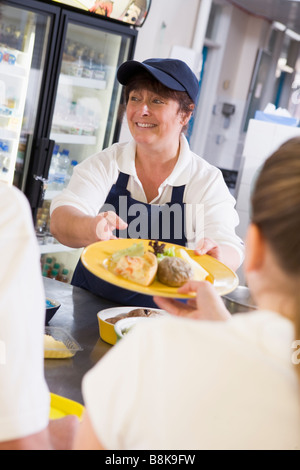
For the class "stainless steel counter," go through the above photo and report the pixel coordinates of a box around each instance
[43,277,118,405]
[44,277,254,406]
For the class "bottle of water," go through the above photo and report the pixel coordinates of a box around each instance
[54,149,70,190]
[64,158,78,187]
[83,50,95,79]
[69,159,78,175]
[59,149,70,172]
[48,145,60,190]
[0,142,10,174]
[0,142,5,171]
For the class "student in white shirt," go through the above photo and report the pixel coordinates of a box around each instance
[0,183,78,450]
[73,137,300,450]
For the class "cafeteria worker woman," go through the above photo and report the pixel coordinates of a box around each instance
[50,58,244,306]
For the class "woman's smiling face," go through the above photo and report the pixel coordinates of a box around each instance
[126,89,188,150]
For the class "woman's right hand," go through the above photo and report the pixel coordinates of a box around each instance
[154,280,231,322]
[95,211,128,241]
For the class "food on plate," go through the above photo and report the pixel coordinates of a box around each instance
[44,334,74,359]
[106,308,162,324]
[149,241,210,282]
[176,248,210,281]
[107,240,211,288]
[149,240,176,260]
[108,244,158,286]
[157,256,193,287]
[149,240,166,255]
[110,242,145,263]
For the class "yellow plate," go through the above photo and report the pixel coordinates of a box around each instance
[97,306,168,345]
[50,393,84,421]
[81,239,239,298]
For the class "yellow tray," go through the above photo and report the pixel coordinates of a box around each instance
[50,393,84,421]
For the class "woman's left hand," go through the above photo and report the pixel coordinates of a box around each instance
[194,237,242,272]
[194,237,221,260]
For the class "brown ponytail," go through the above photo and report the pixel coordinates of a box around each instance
[251,137,300,378]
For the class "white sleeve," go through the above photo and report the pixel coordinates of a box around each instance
[82,323,147,450]
[50,152,117,217]
[187,167,244,262]
[0,184,50,442]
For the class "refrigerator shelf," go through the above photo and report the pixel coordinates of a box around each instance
[0,62,26,78]
[50,133,96,145]
[39,242,78,255]
[0,128,18,140]
[0,172,10,184]
[59,73,107,90]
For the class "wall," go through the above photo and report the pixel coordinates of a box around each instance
[118,0,201,142]
[133,0,200,61]
[195,7,269,171]
[235,119,300,285]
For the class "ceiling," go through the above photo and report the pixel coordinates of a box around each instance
[226,0,300,34]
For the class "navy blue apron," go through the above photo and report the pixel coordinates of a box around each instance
[72,172,187,307]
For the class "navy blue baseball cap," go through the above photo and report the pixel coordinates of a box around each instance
[117,58,199,104]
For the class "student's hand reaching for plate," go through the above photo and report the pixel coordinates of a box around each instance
[154,280,231,321]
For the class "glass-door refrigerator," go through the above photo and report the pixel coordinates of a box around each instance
[1,0,138,278]
[0,0,59,189]
[36,10,137,253]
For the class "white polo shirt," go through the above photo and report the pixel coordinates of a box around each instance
[0,183,50,442]
[50,135,244,261]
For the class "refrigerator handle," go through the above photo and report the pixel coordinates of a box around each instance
[26,137,55,220]
[43,138,55,179]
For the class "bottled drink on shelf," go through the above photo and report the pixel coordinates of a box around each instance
[54,149,70,190]
[61,101,82,136]
[83,50,95,79]
[41,256,63,280]
[52,263,61,279]
[58,149,70,172]
[71,48,84,77]
[68,159,78,178]
[49,269,59,280]
[42,264,51,278]
[0,141,10,174]
[35,201,51,244]
[48,145,60,190]
[45,257,54,275]
[58,268,70,283]
[64,159,77,187]
[93,53,106,80]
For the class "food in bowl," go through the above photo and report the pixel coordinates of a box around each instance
[97,306,168,345]
[106,307,162,324]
